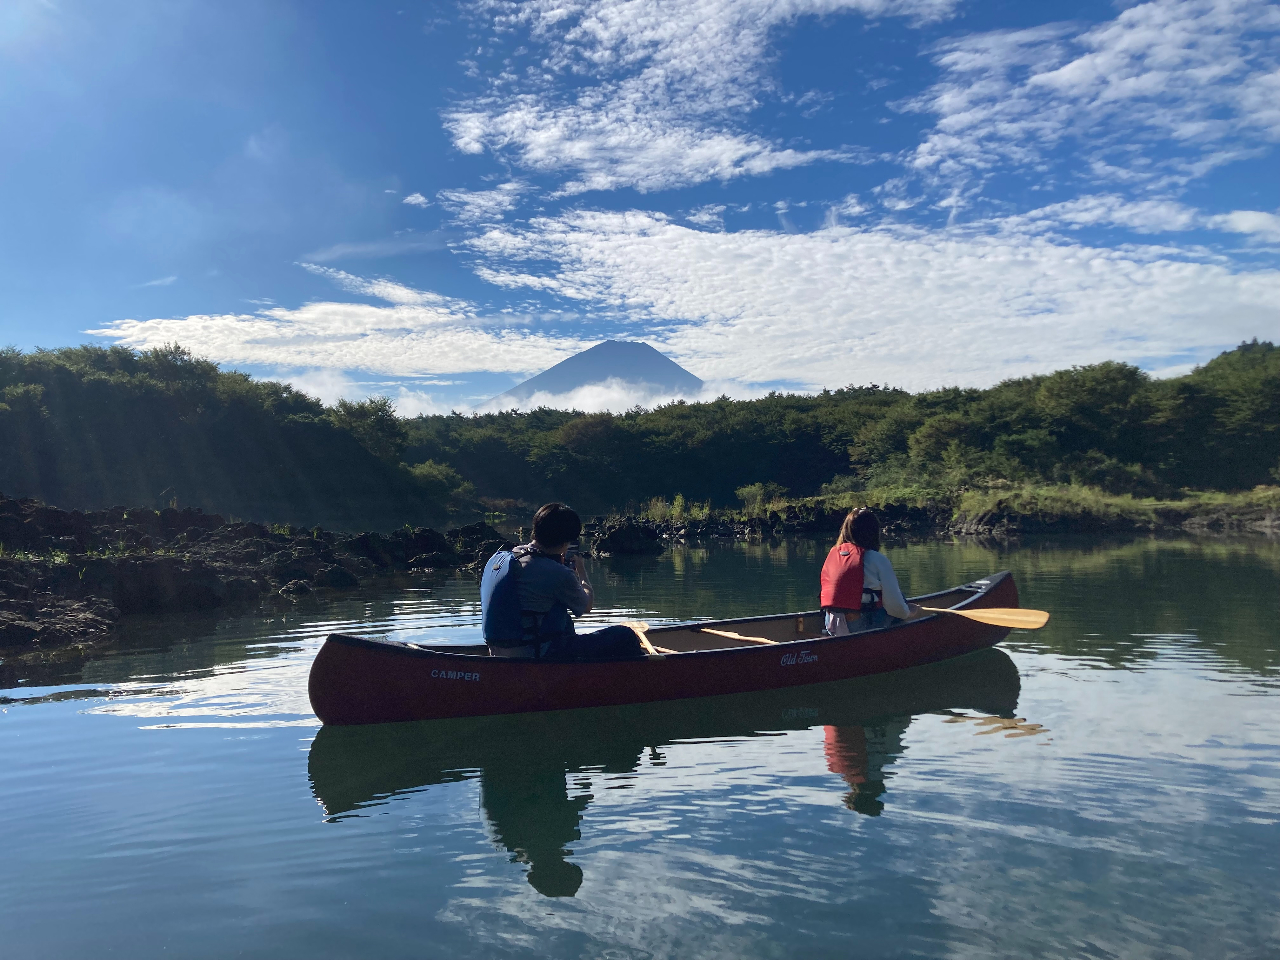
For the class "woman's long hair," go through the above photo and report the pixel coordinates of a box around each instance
[836,508,881,552]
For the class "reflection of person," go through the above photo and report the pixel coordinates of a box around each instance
[483,502,644,660]
[822,721,909,816]
[480,759,589,897]
[820,508,922,636]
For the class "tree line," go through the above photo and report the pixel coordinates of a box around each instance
[1,341,1276,529]
[403,340,1280,512]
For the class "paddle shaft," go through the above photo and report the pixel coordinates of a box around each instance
[919,606,1049,629]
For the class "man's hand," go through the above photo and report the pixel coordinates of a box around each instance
[573,554,588,582]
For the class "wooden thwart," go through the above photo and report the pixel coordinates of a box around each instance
[695,627,778,646]
[621,620,676,657]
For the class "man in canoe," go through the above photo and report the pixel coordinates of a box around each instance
[481,502,646,660]
[820,508,923,636]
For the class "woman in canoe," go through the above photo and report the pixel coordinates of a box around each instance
[820,508,922,636]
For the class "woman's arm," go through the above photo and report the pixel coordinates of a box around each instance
[870,552,918,620]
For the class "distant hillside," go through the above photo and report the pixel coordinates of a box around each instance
[0,345,453,531]
[487,340,703,407]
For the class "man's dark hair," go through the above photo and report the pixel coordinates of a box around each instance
[531,502,582,547]
[839,508,881,552]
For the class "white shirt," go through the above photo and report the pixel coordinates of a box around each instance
[861,550,912,619]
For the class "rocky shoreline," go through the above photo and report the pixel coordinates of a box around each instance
[587,495,1280,545]
[0,494,515,663]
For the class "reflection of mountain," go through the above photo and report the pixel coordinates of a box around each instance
[485,340,703,408]
[308,648,1020,897]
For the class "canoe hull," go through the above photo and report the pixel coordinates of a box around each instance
[309,571,1019,725]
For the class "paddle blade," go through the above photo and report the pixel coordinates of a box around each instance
[922,606,1050,630]
[961,607,1050,629]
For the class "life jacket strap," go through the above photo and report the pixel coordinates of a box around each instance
[822,589,884,616]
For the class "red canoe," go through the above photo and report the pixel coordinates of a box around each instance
[308,570,1020,725]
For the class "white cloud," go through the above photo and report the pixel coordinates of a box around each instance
[996,195,1280,243]
[687,204,727,230]
[1208,209,1280,242]
[393,387,459,416]
[297,262,468,308]
[468,209,1280,390]
[476,377,767,413]
[446,0,954,193]
[436,181,527,225]
[301,234,446,262]
[823,193,868,227]
[1006,195,1202,234]
[89,265,592,378]
[89,304,590,378]
[402,192,431,207]
[138,275,178,287]
[281,368,365,405]
[905,0,1280,190]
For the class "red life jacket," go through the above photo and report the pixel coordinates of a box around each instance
[820,542,881,612]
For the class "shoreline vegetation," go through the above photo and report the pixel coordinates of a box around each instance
[0,339,1276,657]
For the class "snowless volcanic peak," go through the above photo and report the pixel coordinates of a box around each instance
[487,341,703,407]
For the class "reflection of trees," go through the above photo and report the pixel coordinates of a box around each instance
[309,649,1020,897]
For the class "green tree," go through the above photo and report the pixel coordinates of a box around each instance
[328,396,408,463]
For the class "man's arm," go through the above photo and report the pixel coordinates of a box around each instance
[550,556,593,616]
[571,555,595,614]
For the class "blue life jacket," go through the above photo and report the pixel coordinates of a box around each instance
[480,547,574,654]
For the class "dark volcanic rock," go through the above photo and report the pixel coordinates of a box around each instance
[591,519,664,556]
[0,492,476,654]
[312,565,359,590]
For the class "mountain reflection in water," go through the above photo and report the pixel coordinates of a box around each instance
[308,647,1020,897]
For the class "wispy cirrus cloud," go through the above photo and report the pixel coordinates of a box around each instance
[300,233,447,262]
[446,0,954,194]
[437,181,527,225]
[904,0,1280,192]
[988,194,1280,243]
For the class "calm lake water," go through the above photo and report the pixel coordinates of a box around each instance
[2,537,1278,959]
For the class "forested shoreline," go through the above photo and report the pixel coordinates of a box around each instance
[1,341,1278,531]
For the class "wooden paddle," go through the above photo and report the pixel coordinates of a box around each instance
[918,606,1050,629]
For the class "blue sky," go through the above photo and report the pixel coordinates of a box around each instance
[2,0,1278,413]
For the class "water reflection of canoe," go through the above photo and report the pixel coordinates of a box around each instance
[308,571,1019,725]
[309,648,1020,896]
